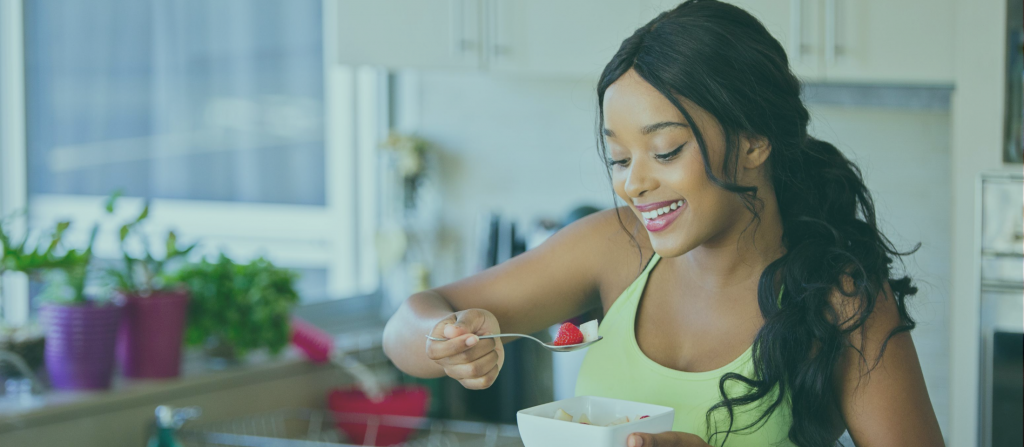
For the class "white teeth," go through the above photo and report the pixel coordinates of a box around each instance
[641,200,685,220]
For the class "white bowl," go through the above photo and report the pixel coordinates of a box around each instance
[516,395,675,447]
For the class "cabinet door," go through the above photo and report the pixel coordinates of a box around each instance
[335,0,482,70]
[823,0,954,84]
[651,0,825,81]
[486,0,655,78]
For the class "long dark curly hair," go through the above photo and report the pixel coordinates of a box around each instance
[596,1,919,446]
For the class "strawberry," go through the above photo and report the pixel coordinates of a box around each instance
[553,322,584,346]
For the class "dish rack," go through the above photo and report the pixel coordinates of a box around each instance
[175,408,524,447]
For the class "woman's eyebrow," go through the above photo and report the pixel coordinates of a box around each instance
[603,121,690,138]
[640,121,689,135]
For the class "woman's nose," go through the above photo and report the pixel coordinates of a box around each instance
[624,160,657,198]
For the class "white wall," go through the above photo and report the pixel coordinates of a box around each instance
[948,0,1011,445]
[406,70,952,436]
[809,105,952,436]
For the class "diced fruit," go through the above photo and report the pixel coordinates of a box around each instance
[608,416,630,426]
[579,413,591,425]
[580,319,599,342]
[553,322,584,346]
[554,408,573,422]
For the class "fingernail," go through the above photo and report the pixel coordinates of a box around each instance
[466,335,478,346]
[628,434,643,447]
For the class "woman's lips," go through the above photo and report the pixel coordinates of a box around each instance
[642,200,686,232]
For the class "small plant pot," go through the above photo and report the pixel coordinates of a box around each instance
[116,290,190,379]
[42,301,123,390]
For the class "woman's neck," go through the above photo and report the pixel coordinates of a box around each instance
[666,193,786,295]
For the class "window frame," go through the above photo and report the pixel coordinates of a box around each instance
[0,0,380,327]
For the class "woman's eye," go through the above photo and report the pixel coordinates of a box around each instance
[655,143,685,161]
[606,157,629,167]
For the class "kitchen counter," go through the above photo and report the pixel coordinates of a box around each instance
[0,304,390,447]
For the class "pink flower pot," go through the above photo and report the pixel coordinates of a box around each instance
[116,290,190,379]
[42,302,123,390]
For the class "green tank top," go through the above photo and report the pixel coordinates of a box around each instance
[575,253,795,447]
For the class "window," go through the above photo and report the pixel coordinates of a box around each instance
[1,0,380,326]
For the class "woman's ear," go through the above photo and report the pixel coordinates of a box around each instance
[739,134,771,169]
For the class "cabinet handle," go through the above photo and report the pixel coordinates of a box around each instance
[490,0,510,58]
[450,0,474,55]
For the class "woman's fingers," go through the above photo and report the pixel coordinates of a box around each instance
[458,363,501,390]
[425,333,478,361]
[443,350,500,380]
[627,431,709,447]
[440,337,497,365]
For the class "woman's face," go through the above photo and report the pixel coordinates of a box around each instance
[602,69,752,258]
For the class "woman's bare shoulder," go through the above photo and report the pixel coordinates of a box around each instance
[563,207,654,308]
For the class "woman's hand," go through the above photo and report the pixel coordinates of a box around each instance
[627,432,711,447]
[425,308,505,390]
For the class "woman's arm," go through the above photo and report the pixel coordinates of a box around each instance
[383,208,644,380]
[835,282,945,446]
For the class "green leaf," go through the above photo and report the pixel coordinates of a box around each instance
[105,190,123,214]
[166,231,177,254]
[136,202,150,223]
[120,225,130,242]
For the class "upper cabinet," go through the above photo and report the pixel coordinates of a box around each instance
[335,0,482,70]
[705,0,955,84]
[822,0,954,85]
[335,0,955,85]
[486,0,653,77]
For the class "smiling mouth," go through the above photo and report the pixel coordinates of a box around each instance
[639,200,686,232]
[639,200,684,220]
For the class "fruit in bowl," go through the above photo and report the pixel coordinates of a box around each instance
[516,396,674,447]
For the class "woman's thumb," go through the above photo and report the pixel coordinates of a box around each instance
[444,310,481,339]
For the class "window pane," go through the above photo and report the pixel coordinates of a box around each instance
[25,0,326,205]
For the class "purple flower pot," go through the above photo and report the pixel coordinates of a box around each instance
[116,290,190,379]
[42,302,123,391]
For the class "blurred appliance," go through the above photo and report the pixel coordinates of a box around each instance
[978,172,1023,447]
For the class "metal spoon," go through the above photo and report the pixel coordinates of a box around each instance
[425,334,603,352]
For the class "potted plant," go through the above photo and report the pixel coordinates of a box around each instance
[0,216,70,383]
[36,224,124,391]
[105,194,197,379]
[169,255,299,368]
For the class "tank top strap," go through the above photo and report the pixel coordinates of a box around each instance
[642,252,661,277]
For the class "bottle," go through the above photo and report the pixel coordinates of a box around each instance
[146,405,200,447]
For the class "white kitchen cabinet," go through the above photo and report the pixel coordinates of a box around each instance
[724,0,825,81]
[335,0,483,70]
[335,0,954,84]
[652,0,954,85]
[486,0,653,77]
[823,0,954,85]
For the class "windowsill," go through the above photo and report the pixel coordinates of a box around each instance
[0,301,388,434]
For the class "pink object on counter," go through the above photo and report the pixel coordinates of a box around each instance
[289,316,333,363]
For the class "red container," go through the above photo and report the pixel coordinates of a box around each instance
[329,386,430,446]
[116,290,190,379]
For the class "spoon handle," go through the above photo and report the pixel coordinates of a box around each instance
[424,333,542,344]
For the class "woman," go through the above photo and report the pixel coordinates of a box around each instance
[383,1,945,446]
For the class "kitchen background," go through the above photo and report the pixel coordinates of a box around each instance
[0,0,1020,446]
